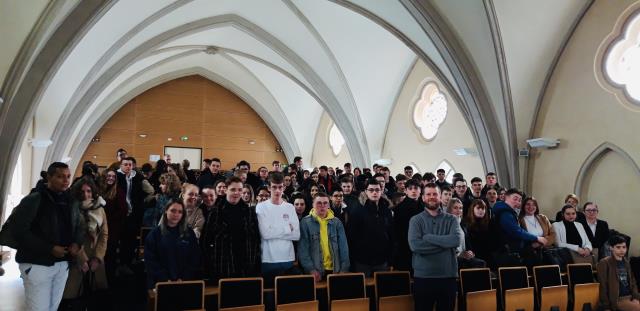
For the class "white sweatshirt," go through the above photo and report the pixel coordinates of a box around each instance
[256,200,300,263]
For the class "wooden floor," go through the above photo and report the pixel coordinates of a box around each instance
[0,249,26,311]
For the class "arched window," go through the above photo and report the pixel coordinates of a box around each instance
[435,160,456,183]
[329,123,345,156]
[413,81,448,141]
[600,8,640,106]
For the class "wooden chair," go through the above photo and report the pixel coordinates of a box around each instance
[539,285,568,311]
[378,295,413,311]
[460,268,493,311]
[533,264,564,306]
[504,287,534,311]
[218,277,263,310]
[374,271,411,310]
[466,289,497,311]
[573,283,599,311]
[567,264,594,289]
[499,266,530,308]
[276,300,318,311]
[219,306,265,311]
[327,273,366,302]
[330,297,369,311]
[274,275,316,307]
[154,280,204,311]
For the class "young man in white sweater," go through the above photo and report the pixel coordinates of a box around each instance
[256,172,300,287]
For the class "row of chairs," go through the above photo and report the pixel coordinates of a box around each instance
[153,271,413,311]
[461,263,599,311]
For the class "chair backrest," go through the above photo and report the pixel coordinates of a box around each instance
[220,306,265,311]
[275,275,316,306]
[539,285,568,311]
[533,265,562,292]
[155,280,204,311]
[499,266,530,294]
[378,295,413,311]
[504,287,534,311]
[327,273,366,302]
[275,300,318,311]
[567,264,594,288]
[573,283,599,311]
[374,271,411,298]
[330,297,369,311]
[460,268,492,295]
[218,277,263,309]
[466,289,497,311]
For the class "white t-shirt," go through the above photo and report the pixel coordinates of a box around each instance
[523,215,544,237]
[256,199,300,263]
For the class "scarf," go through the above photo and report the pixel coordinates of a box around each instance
[81,196,106,247]
[563,220,582,246]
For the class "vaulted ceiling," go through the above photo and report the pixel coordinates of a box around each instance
[0,0,591,217]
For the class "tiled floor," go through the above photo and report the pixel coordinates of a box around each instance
[0,249,25,310]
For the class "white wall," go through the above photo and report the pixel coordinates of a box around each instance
[310,112,352,169]
[529,0,640,255]
[381,60,485,181]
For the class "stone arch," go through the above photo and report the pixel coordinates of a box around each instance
[574,142,640,196]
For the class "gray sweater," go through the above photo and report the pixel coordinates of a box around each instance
[408,209,460,278]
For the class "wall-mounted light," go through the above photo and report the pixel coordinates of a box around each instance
[138,134,147,138]
[453,148,477,156]
[180,136,188,141]
[167,138,173,141]
[526,137,559,148]
[29,138,53,148]
[275,145,283,152]
[248,139,256,145]
[91,136,100,143]
[374,159,392,166]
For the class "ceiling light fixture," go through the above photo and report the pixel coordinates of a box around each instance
[138,134,147,138]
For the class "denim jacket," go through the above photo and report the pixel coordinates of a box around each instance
[298,212,350,275]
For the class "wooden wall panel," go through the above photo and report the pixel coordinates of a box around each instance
[76,75,287,175]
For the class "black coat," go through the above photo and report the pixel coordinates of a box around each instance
[392,197,422,271]
[197,170,224,190]
[347,199,394,265]
[117,171,145,223]
[578,219,609,249]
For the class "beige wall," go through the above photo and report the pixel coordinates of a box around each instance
[310,112,352,169]
[381,60,485,180]
[78,75,287,174]
[529,0,640,254]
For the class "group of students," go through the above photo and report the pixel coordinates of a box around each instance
[3,150,639,311]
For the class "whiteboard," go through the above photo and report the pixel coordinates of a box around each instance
[163,146,202,168]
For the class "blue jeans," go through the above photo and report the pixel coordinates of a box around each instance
[261,261,294,288]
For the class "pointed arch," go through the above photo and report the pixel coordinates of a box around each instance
[574,142,640,196]
[436,159,457,183]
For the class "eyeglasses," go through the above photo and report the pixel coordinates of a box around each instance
[584,209,598,213]
[366,188,381,193]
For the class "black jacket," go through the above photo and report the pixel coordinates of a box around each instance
[117,170,145,222]
[10,189,85,266]
[197,170,224,190]
[392,197,422,271]
[202,199,261,282]
[347,199,394,265]
[578,219,609,250]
